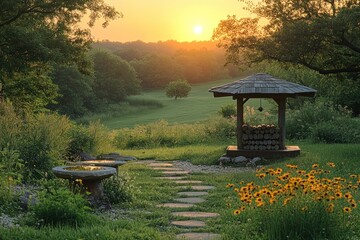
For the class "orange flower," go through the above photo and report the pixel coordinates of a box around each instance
[233,209,241,215]
[343,207,352,213]
[226,183,234,188]
[312,164,319,169]
[327,162,336,168]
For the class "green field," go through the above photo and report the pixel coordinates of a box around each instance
[98,78,273,129]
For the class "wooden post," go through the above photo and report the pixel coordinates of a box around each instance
[236,97,244,150]
[274,98,286,150]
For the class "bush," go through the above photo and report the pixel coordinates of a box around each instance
[0,102,72,181]
[219,104,236,118]
[204,116,236,141]
[103,172,135,204]
[30,179,91,227]
[0,148,22,213]
[286,99,355,141]
[68,121,114,157]
[311,118,360,143]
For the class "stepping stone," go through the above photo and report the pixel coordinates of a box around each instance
[162,171,190,176]
[175,180,203,184]
[177,191,208,197]
[156,176,186,180]
[191,186,215,191]
[157,203,194,208]
[176,233,221,240]
[152,167,183,171]
[148,163,173,167]
[174,197,206,204]
[171,220,206,228]
[172,212,220,218]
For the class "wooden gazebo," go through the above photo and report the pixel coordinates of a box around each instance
[209,73,317,158]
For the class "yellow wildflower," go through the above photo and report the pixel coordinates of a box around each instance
[343,207,352,213]
[327,162,336,168]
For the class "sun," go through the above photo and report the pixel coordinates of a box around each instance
[193,25,203,35]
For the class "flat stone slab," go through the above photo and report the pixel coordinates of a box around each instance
[191,186,215,191]
[174,197,206,204]
[152,167,183,171]
[175,180,203,184]
[156,176,186,180]
[157,203,194,208]
[171,220,206,228]
[162,171,190,176]
[176,233,221,240]
[148,163,173,167]
[172,212,220,218]
[177,191,208,197]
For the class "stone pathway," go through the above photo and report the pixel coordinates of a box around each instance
[147,161,221,240]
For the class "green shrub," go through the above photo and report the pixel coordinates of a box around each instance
[311,118,360,143]
[0,148,22,213]
[19,113,71,180]
[219,104,236,118]
[30,179,91,227]
[0,102,72,181]
[286,100,353,140]
[204,116,236,141]
[68,121,114,157]
[103,172,135,204]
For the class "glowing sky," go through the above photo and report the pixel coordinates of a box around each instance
[88,0,248,42]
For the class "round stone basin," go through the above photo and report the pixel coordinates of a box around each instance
[75,160,126,168]
[52,165,116,181]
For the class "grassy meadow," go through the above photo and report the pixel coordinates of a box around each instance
[81,77,273,129]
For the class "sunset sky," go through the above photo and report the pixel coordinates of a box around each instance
[88,0,249,42]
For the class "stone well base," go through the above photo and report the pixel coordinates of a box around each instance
[226,145,300,159]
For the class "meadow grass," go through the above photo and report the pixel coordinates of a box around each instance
[85,78,273,129]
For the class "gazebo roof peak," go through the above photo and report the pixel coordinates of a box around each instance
[209,73,317,98]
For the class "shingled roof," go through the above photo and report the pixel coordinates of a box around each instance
[209,73,317,98]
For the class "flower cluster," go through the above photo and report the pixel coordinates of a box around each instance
[228,162,359,215]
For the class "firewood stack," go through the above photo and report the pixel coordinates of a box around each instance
[242,124,280,150]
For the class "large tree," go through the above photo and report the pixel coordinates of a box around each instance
[92,50,140,102]
[0,0,120,108]
[213,0,360,75]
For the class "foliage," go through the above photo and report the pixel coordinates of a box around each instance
[68,121,114,157]
[311,118,360,144]
[113,120,208,149]
[0,148,23,213]
[286,99,360,143]
[30,179,91,227]
[261,62,360,115]
[165,79,191,100]
[227,163,357,239]
[103,172,135,204]
[2,68,59,112]
[131,54,182,89]
[0,0,119,77]
[50,66,98,118]
[0,102,72,181]
[219,103,236,118]
[92,50,141,103]
[213,0,360,75]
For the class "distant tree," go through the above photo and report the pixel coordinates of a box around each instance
[165,80,191,100]
[131,54,182,89]
[92,50,140,102]
[212,0,360,75]
[50,66,98,117]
